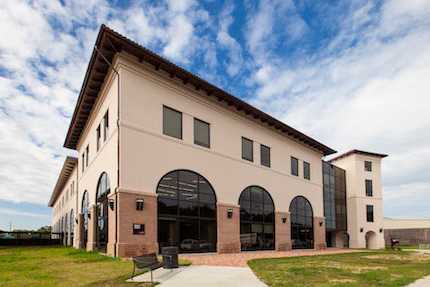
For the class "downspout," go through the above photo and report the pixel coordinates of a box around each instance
[94,44,120,257]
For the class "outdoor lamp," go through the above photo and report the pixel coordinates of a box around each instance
[319,221,323,227]
[136,199,144,211]
[227,208,233,218]
[282,217,287,224]
[360,227,364,233]
[108,199,115,211]
[379,228,383,233]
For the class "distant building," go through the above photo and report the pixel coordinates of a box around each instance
[384,218,430,245]
[48,25,387,257]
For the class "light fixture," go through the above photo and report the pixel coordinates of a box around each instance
[109,199,115,210]
[282,217,287,224]
[136,199,144,211]
[379,228,383,233]
[319,221,323,227]
[227,208,233,218]
[360,228,364,233]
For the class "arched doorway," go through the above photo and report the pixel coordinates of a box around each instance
[365,231,377,249]
[81,191,89,249]
[157,170,217,253]
[96,172,110,253]
[239,186,275,251]
[290,196,314,249]
[70,210,74,246]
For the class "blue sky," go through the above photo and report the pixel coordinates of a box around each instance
[1,0,430,230]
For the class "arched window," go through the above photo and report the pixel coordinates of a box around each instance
[239,186,275,251]
[96,172,110,253]
[70,209,74,245]
[289,196,314,249]
[157,170,217,253]
[81,191,89,247]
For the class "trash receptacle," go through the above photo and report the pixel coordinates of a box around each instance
[161,246,179,268]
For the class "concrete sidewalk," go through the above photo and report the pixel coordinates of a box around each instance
[129,265,267,287]
[407,275,430,287]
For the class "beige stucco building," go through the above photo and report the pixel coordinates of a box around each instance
[48,25,388,257]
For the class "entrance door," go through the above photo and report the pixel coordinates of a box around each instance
[96,198,108,252]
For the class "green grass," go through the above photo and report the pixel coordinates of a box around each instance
[248,250,430,287]
[0,246,190,287]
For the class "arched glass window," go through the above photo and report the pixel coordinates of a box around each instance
[157,170,217,253]
[96,172,110,253]
[239,186,275,251]
[289,196,314,249]
[81,191,89,247]
[70,210,74,245]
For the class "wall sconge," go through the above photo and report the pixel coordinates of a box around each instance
[136,199,144,211]
[360,228,364,233]
[227,208,233,218]
[319,221,323,227]
[75,219,78,224]
[109,199,115,211]
[282,217,287,224]
[88,212,91,219]
[379,228,383,233]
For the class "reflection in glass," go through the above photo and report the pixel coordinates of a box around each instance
[290,196,314,249]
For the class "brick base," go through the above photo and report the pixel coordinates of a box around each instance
[217,203,240,253]
[275,212,292,251]
[314,217,327,250]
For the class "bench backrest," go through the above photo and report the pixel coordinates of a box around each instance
[133,253,159,267]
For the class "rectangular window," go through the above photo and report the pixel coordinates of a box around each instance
[103,110,109,142]
[303,161,311,180]
[291,157,299,176]
[96,125,101,151]
[365,179,373,196]
[366,205,374,222]
[260,144,271,167]
[194,118,210,148]
[365,161,372,172]
[241,137,253,162]
[163,106,182,139]
[82,153,85,172]
[85,145,89,167]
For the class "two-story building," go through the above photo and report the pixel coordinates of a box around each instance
[48,25,387,257]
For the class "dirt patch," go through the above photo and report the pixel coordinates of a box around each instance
[330,279,356,283]
[364,254,404,260]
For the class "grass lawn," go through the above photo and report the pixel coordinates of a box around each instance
[248,250,430,287]
[0,246,190,287]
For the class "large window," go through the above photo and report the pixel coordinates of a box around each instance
[365,179,373,197]
[163,106,182,139]
[290,196,314,249]
[291,157,299,176]
[239,186,275,251]
[194,118,210,148]
[260,145,271,167]
[366,205,374,222]
[365,161,372,172]
[157,170,217,253]
[303,161,310,180]
[242,137,253,162]
[96,173,110,253]
[81,191,89,248]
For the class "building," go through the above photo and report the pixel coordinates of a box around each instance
[384,218,430,246]
[48,25,387,257]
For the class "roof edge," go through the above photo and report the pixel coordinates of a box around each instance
[329,149,388,162]
[48,156,78,207]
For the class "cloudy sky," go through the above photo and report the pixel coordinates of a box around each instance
[1,0,429,230]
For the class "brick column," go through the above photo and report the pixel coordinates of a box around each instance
[76,214,84,249]
[314,216,326,250]
[87,205,97,251]
[107,193,117,257]
[116,191,158,258]
[217,203,240,253]
[275,212,291,251]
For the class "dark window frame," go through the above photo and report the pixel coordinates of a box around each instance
[85,145,89,167]
[364,161,372,172]
[366,205,374,222]
[291,157,299,176]
[365,179,373,197]
[194,118,210,148]
[103,110,109,142]
[260,144,271,167]
[242,137,254,162]
[163,105,183,140]
[96,125,101,151]
[82,153,85,172]
[303,161,311,180]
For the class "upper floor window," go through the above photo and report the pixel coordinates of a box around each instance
[365,161,372,172]
[365,179,373,196]
[291,157,299,176]
[260,144,270,167]
[366,205,374,222]
[163,106,182,139]
[242,137,253,162]
[85,145,89,167]
[194,118,210,148]
[303,161,310,180]
[96,125,101,151]
[103,110,109,142]
[81,153,85,172]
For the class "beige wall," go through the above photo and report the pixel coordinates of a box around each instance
[117,54,325,218]
[332,154,385,249]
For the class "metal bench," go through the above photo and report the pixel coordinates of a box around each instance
[131,253,164,283]
[391,238,401,250]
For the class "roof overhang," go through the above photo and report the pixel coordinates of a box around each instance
[329,149,388,162]
[48,156,78,207]
[64,24,336,156]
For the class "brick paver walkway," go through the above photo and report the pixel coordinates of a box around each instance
[180,248,360,267]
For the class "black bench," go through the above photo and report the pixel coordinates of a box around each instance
[131,253,164,283]
[391,238,401,250]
